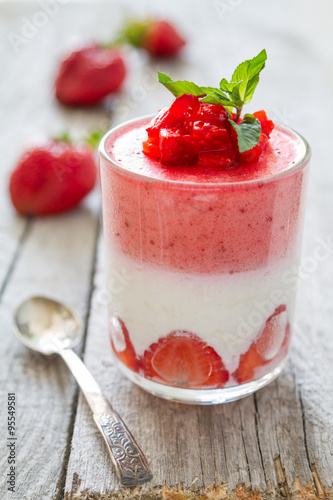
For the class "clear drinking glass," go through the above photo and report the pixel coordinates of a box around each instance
[99,116,310,404]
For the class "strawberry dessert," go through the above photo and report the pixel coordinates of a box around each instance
[99,50,310,403]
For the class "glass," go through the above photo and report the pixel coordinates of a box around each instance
[99,116,310,405]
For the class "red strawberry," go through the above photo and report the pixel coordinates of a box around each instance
[232,345,265,385]
[233,305,289,384]
[143,20,186,57]
[255,304,288,360]
[196,102,229,127]
[119,18,186,57]
[192,122,232,152]
[109,317,138,372]
[55,45,126,106]
[159,128,197,165]
[9,139,97,215]
[253,110,274,138]
[140,331,229,388]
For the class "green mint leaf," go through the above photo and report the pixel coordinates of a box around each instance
[158,72,204,97]
[219,78,237,94]
[201,89,231,105]
[200,86,220,94]
[229,114,261,153]
[231,49,267,103]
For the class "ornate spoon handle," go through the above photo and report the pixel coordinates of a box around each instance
[59,348,153,487]
[94,408,153,486]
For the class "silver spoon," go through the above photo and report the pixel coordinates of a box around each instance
[13,296,153,487]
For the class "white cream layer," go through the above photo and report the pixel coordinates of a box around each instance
[105,251,299,373]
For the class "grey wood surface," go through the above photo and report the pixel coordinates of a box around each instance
[0,1,333,499]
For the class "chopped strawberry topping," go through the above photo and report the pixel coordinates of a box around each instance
[140,331,229,388]
[233,305,290,384]
[159,129,197,165]
[196,103,229,126]
[109,317,139,372]
[192,122,232,152]
[253,110,274,137]
[143,95,274,167]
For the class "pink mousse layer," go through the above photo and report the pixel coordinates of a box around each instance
[101,118,308,274]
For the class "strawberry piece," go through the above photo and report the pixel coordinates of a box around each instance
[159,128,197,165]
[253,110,274,138]
[146,107,171,141]
[233,344,265,385]
[55,45,126,106]
[192,122,232,152]
[167,94,200,133]
[142,139,160,158]
[233,305,290,384]
[255,304,288,360]
[9,141,97,215]
[143,20,186,57]
[196,103,229,127]
[147,94,199,140]
[140,331,229,388]
[109,317,138,372]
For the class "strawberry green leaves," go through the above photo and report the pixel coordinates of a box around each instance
[229,114,261,153]
[158,49,267,152]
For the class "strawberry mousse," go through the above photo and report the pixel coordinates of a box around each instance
[99,51,310,403]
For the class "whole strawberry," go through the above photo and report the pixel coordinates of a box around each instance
[55,45,126,106]
[117,18,186,57]
[9,134,99,215]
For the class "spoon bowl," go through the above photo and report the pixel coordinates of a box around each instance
[14,296,82,355]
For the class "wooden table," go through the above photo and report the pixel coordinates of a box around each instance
[1,1,333,498]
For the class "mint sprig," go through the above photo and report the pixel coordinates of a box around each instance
[157,49,267,152]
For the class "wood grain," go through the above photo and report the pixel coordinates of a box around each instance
[0,0,332,499]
